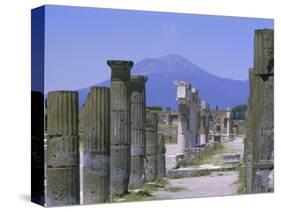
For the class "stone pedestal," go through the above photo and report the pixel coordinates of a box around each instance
[46,91,80,206]
[129,76,147,188]
[82,87,110,203]
[145,112,158,182]
[108,60,133,196]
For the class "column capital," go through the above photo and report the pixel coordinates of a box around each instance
[130,75,148,92]
[107,60,133,81]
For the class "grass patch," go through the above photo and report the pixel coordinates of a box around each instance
[164,186,187,192]
[110,190,153,202]
[190,169,212,177]
[110,178,169,202]
[178,144,226,167]
[234,166,247,194]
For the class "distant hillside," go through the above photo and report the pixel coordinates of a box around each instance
[79,54,249,111]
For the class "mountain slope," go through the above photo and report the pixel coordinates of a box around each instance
[79,54,249,111]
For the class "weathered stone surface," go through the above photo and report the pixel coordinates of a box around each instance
[46,167,79,206]
[108,60,133,196]
[82,87,110,203]
[129,76,147,188]
[245,29,274,193]
[145,112,158,182]
[46,91,80,206]
[47,135,79,167]
[157,133,166,178]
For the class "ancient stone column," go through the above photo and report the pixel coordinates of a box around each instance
[174,81,192,153]
[157,133,166,178]
[226,108,234,140]
[190,87,200,147]
[82,87,110,203]
[107,60,133,196]
[46,91,80,206]
[145,111,158,182]
[250,29,274,193]
[129,76,148,188]
[199,101,207,146]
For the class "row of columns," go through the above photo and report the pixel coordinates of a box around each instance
[45,60,166,206]
[174,81,211,154]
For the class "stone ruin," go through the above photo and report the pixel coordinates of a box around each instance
[82,87,110,204]
[129,76,148,188]
[209,108,235,141]
[42,60,166,206]
[174,81,213,162]
[46,91,80,206]
[244,29,274,193]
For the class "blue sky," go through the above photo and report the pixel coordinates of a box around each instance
[44,5,273,92]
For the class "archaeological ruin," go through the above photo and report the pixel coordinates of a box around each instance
[31,28,274,207]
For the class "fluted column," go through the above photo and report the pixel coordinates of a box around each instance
[145,111,158,182]
[157,133,166,178]
[46,91,80,206]
[107,60,133,196]
[129,76,148,188]
[82,87,110,203]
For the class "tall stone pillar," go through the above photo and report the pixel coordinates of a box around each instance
[129,76,148,188]
[190,87,200,147]
[199,101,207,146]
[46,91,80,206]
[226,108,234,140]
[174,81,192,153]
[107,60,133,196]
[145,111,158,182]
[250,29,274,193]
[178,103,188,152]
[157,133,166,178]
[82,87,110,203]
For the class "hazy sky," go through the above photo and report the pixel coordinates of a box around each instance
[44,5,273,92]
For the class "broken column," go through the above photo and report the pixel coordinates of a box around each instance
[46,91,80,206]
[157,133,166,178]
[129,76,148,188]
[107,60,133,196]
[145,111,158,182]
[82,87,110,203]
[246,29,274,193]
